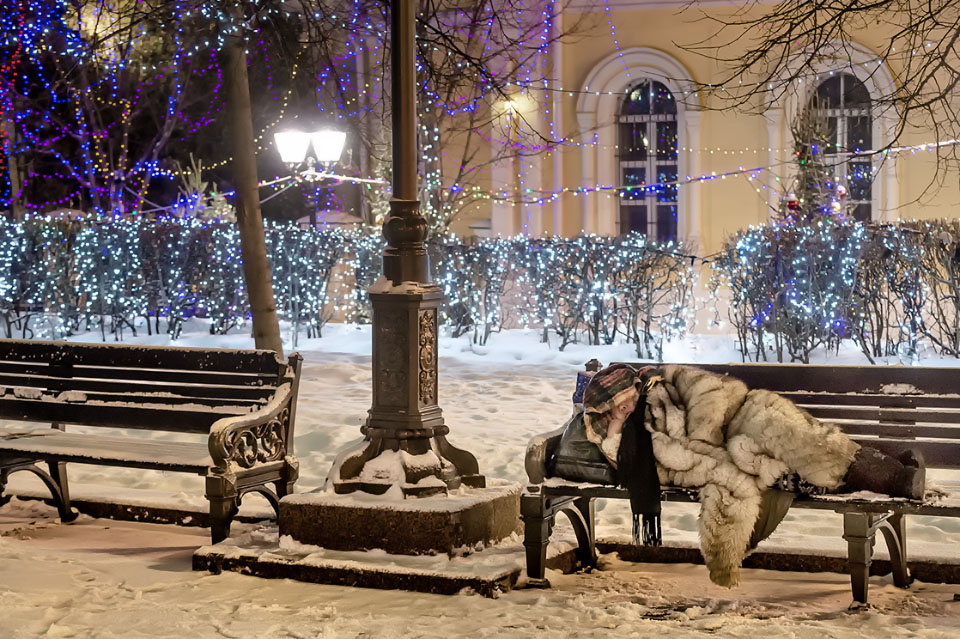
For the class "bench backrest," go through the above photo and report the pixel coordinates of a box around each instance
[640,363,960,470]
[0,339,292,433]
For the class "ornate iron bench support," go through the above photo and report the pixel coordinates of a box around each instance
[521,487,598,587]
[842,511,910,605]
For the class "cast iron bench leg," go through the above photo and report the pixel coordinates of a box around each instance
[0,467,8,507]
[567,497,597,570]
[0,459,77,522]
[521,490,553,586]
[206,475,239,544]
[45,423,77,522]
[878,512,910,588]
[46,461,79,522]
[275,458,299,500]
[843,512,879,605]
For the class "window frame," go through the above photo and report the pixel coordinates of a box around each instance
[617,80,679,242]
[815,73,875,222]
[767,42,897,224]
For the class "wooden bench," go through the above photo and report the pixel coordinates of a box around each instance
[0,339,302,543]
[522,362,960,604]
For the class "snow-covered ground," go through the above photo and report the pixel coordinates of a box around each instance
[2,322,960,637]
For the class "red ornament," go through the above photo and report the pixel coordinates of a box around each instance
[836,184,848,200]
[786,194,800,211]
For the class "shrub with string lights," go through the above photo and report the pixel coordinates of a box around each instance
[711,219,867,363]
[908,220,960,357]
[0,217,698,354]
[267,223,345,346]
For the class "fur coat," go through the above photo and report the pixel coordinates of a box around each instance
[644,366,859,587]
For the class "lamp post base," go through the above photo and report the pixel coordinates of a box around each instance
[329,286,485,497]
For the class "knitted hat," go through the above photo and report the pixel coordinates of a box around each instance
[582,364,641,442]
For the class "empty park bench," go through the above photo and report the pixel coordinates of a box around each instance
[523,362,960,604]
[0,339,302,543]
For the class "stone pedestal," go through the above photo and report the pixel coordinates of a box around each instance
[278,483,520,555]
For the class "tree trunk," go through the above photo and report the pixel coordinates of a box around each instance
[2,119,25,221]
[222,31,283,355]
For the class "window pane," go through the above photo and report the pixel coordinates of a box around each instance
[651,81,676,114]
[623,205,648,235]
[851,202,871,222]
[848,162,873,200]
[622,167,646,201]
[656,205,677,242]
[656,121,678,161]
[622,82,650,115]
[657,165,678,203]
[620,122,647,160]
[822,116,838,154]
[816,76,842,109]
[847,116,871,153]
[843,75,871,107]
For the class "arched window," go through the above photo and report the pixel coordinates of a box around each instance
[813,73,874,221]
[618,80,678,241]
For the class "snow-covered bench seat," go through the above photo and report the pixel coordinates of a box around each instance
[522,362,960,604]
[0,339,302,543]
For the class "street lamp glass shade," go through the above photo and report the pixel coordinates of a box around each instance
[310,130,346,163]
[274,130,311,164]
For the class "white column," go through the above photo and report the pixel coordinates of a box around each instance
[577,111,597,234]
[551,16,564,236]
[883,157,899,222]
[684,111,702,249]
[490,108,517,237]
[766,111,784,221]
[880,115,899,223]
[522,102,544,236]
[596,108,617,236]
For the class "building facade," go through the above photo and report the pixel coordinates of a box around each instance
[452,0,955,254]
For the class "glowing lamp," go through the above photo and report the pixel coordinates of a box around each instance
[310,130,347,164]
[273,130,311,164]
[274,128,346,165]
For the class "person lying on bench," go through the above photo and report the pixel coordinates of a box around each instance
[551,363,927,588]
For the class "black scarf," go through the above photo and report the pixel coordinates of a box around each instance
[617,401,662,546]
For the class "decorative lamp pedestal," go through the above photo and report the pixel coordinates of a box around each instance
[289,282,512,557]
[329,285,485,497]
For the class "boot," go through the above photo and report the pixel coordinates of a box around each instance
[897,449,927,501]
[842,446,926,500]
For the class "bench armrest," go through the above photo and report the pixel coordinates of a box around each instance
[525,426,566,484]
[207,382,295,471]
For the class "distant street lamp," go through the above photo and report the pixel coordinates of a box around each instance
[273,128,346,167]
[272,128,347,226]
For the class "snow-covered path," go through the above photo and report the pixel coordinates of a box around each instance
[2,323,960,637]
[3,501,960,638]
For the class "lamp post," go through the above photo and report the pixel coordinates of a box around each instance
[329,0,484,497]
